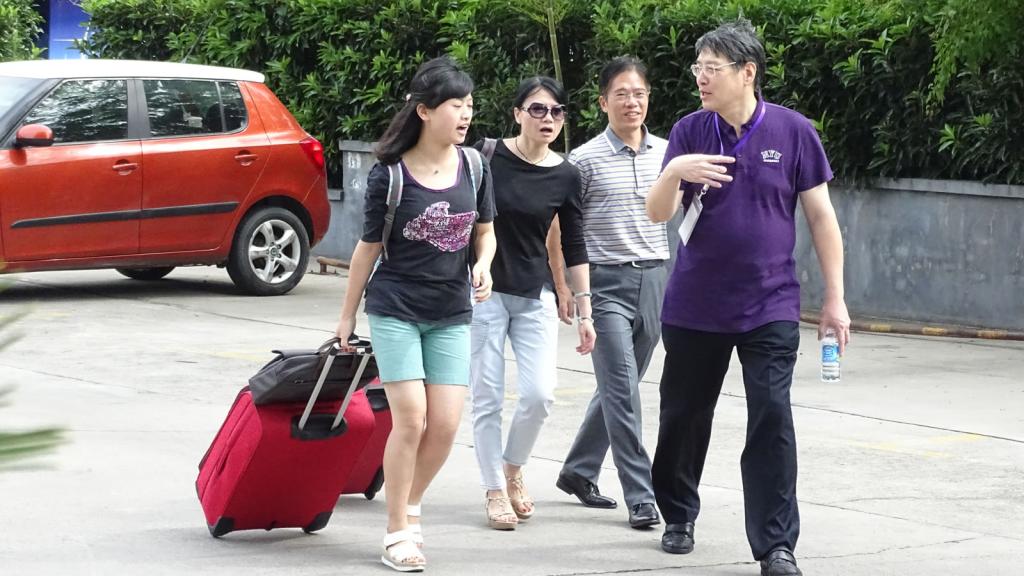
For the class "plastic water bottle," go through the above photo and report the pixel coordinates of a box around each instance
[820,328,841,382]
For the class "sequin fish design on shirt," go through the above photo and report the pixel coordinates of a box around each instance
[403,201,476,252]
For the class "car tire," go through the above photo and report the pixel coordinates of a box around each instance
[227,206,309,296]
[116,266,176,281]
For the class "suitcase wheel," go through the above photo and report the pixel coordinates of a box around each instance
[303,510,333,534]
[364,467,385,500]
[209,517,234,538]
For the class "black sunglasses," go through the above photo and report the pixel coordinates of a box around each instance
[522,103,567,120]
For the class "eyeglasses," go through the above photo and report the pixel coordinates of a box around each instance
[521,103,567,120]
[690,62,737,78]
[609,89,649,103]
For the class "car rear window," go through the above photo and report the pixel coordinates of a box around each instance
[219,82,247,132]
[144,79,248,137]
[0,76,44,119]
[21,79,129,144]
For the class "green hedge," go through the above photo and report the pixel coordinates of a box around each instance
[0,0,43,61]
[78,0,1023,185]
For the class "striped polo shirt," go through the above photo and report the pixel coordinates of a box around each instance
[568,126,669,264]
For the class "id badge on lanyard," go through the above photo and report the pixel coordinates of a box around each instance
[677,103,766,246]
[677,185,706,246]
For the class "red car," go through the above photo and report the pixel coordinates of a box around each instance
[0,59,329,295]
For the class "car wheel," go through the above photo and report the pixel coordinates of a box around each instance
[116,266,176,281]
[227,206,309,296]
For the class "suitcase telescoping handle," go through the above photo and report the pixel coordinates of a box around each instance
[297,337,371,432]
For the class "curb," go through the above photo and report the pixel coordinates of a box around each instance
[312,256,350,275]
[799,311,1024,342]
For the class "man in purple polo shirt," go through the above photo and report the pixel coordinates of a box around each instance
[646,19,851,576]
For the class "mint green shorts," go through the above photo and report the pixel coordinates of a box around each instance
[367,314,471,386]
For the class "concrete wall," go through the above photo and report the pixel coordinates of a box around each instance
[795,179,1024,331]
[317,141,1024,331]
[311,140,375,262]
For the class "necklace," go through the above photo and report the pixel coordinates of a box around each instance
[513,137,550,165]
[406,150,449,174]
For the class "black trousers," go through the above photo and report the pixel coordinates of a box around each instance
[652,321,801,560]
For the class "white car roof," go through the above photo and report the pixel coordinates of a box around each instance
[0,59,265,83]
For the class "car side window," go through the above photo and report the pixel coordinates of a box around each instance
[21,79,129,144]
[219,82,248,132]
[144,79,223,137]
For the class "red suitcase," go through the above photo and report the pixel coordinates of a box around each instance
[197,348,375,537]
[342,379,391,500]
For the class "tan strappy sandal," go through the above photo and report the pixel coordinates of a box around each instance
[485,495,518,530]
[506,473,535,520]
[381,529,426,572]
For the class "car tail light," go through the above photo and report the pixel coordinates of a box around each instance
[299,136,325,172]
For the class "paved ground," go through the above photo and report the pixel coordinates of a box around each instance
[1,266,1022,575]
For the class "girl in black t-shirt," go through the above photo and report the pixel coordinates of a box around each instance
[469,76,596,531]
[335,56,496,573]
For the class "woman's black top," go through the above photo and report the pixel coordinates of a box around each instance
[474,139,587,299]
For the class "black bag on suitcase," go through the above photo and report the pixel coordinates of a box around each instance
[248,337,378,405]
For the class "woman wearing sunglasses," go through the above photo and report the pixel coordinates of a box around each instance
[469,76,596,531]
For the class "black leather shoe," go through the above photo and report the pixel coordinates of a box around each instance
[661,522,694,554]
[555,472,617,509]
[760,548,802,576]
[628,503,661,529]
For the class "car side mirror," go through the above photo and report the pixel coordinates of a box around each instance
[15,124,54,148]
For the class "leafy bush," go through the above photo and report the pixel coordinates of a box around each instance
[928,0,1024,184]
[78,0,208,62]
[80,0,562,179]
[78,0,1024,184]
[0,0,43,61]
[578,0,1022,184]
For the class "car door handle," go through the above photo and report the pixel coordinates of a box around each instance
[234,152,258,166]
[112,161,138,174]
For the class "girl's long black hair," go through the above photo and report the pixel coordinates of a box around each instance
[375,56,474,165]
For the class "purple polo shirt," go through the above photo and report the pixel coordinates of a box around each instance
[660,99,833,333]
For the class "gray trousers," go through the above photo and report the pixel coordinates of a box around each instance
[561,262,667,507]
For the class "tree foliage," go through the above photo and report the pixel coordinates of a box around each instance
[0,0,43,61]
[75,0,1024,184]
[928,0,1024,105]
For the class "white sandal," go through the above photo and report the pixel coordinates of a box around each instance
[407,504,423,548]
[381,529,425,572]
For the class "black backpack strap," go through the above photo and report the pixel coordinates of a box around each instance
[481,137,497,161]
[381,163,403,261]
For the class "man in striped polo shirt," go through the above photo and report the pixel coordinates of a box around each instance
[554,56,668,530]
